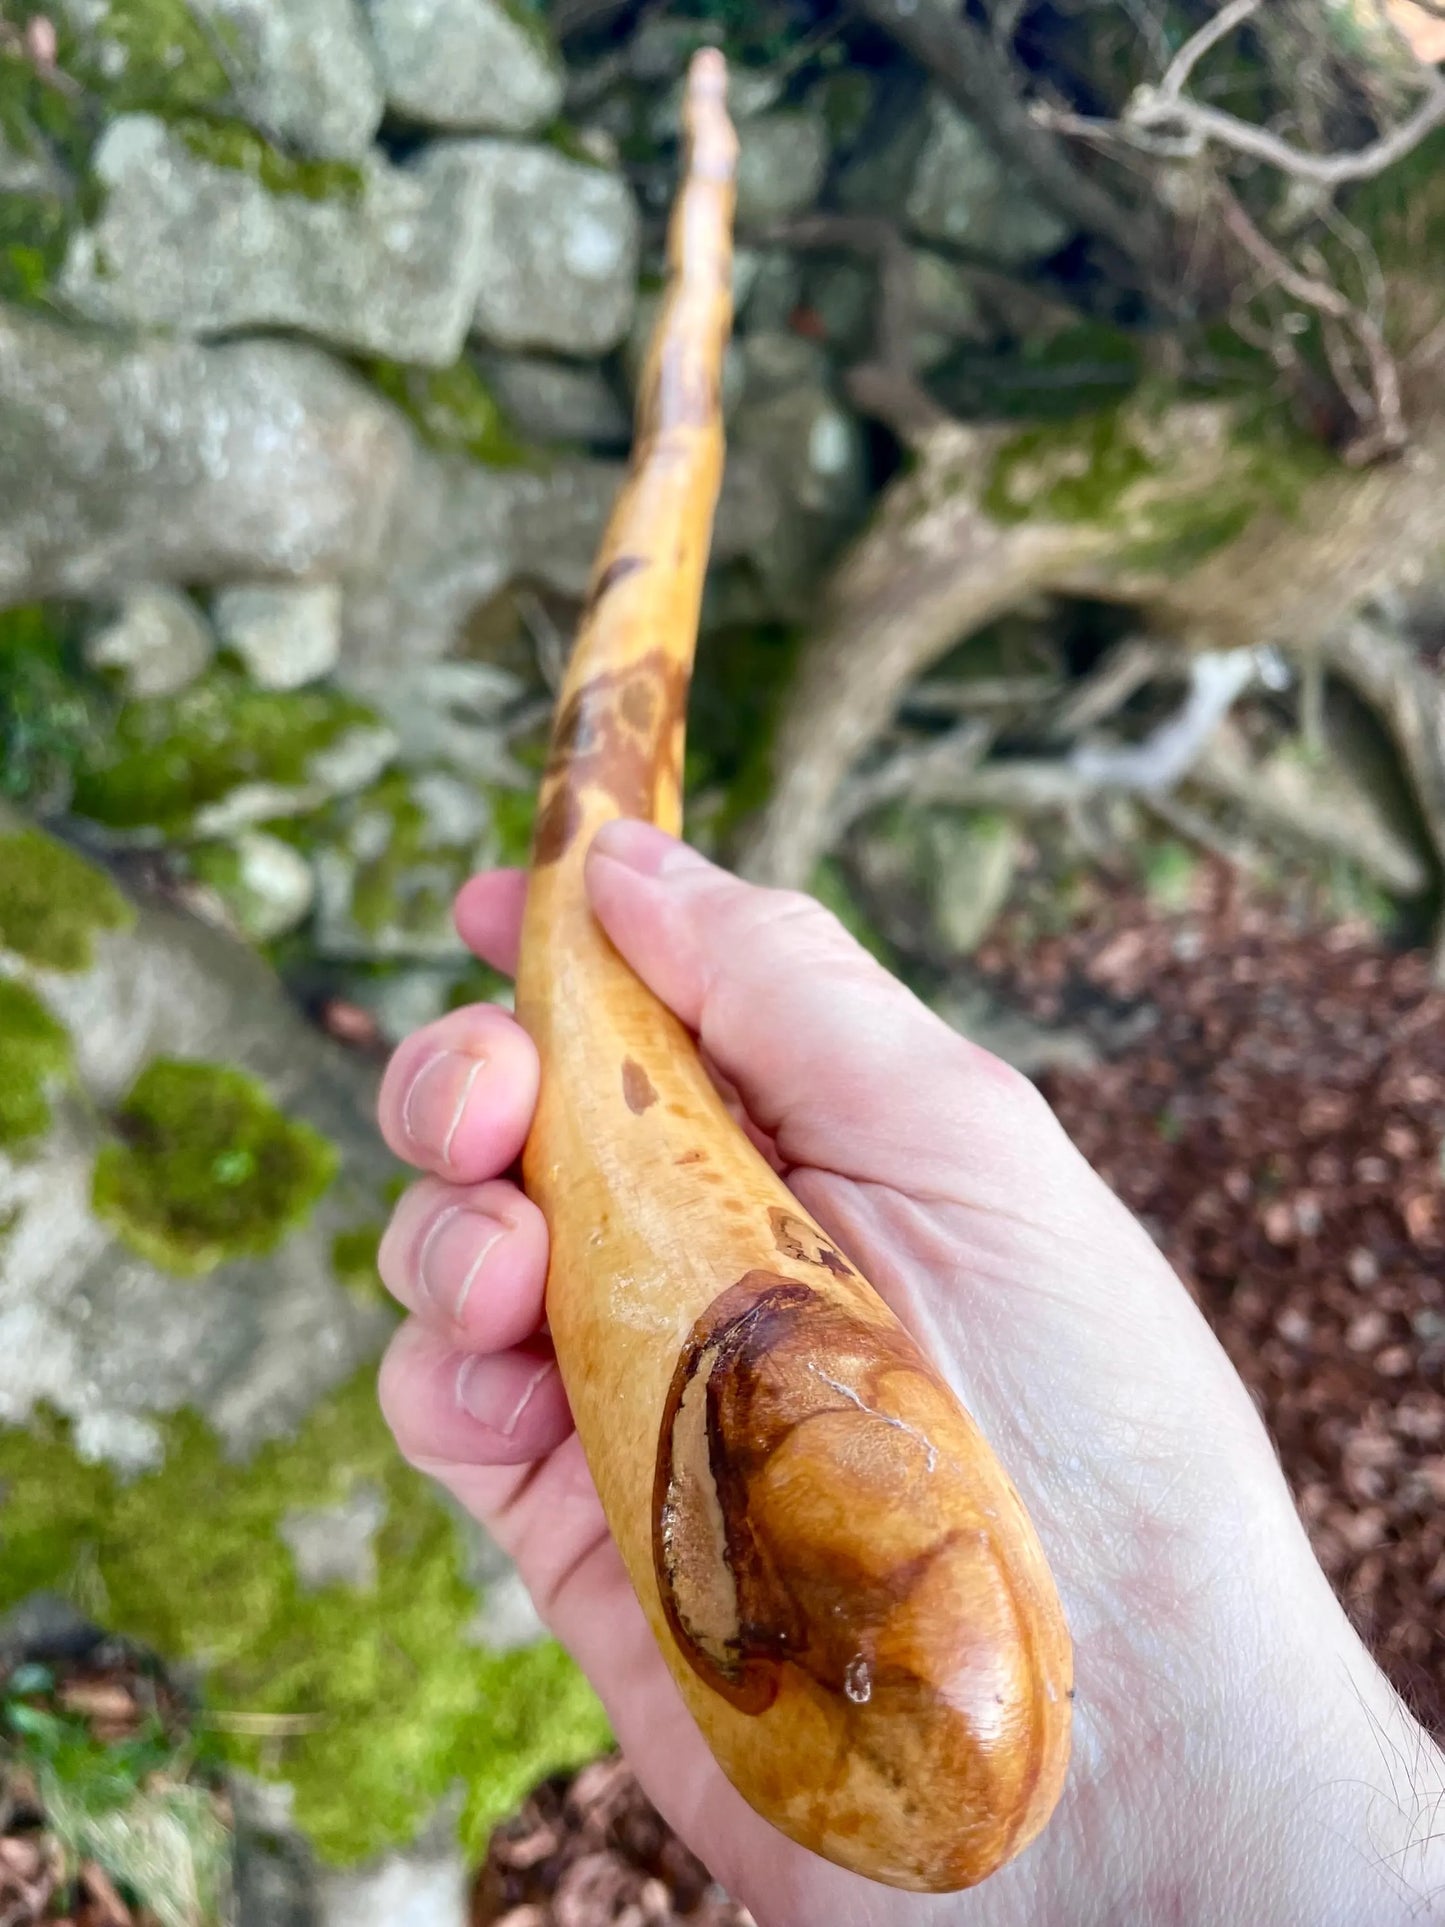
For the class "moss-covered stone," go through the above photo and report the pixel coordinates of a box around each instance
[55,0,237,116]
[0,605,110,811]
[330,1222,387,1301]
[0,827,133,972]
[0,978,71,1150]
[69,667,381,836]
[171,115,364,202]
[0,1375,609,1864]
[91,1060,339,1278]
[361,357,531,468]
[0,47,100,304]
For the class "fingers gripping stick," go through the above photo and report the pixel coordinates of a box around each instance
[512,48,1073,1893]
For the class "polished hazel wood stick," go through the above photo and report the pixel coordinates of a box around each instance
[513,47,1072,1892]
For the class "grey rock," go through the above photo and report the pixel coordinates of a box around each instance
[912,248,985,369]
[906,95,1070,264]
[60,117,495,365]
[0,1592,99,1662]
[740,330,830,399]
[0,809,398,1471]
[340,446,610,665]
[458,141,640,355]
[214,582,344,689]
[0,304,411,604]
[727,367,865,606]
[280,1482,388,1590]
[803,258,875,359]
[734,110,828,226]
[479,353,629,446]
[366,0,563,133]
[835,95,929,216]
[203,0,384,157]
[735,247,803,331]
[85,587,214,699]
[234,1817,318,1927]
[184,722,397,841]
[188,831,318,942]
[467,1567,545,1653]
[625,15,703,83]
[317,1819,468,1927]
[924,811,1021,954]
[807,68,876,152]
[344,967,460,1046]
[336,658,524,768]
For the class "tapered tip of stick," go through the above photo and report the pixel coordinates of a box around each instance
[687,46,727,97]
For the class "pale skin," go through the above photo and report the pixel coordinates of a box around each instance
[376,817,1445,1927]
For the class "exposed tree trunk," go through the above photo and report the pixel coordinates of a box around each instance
[736,397,1445,889]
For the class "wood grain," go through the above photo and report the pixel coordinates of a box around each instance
[513,47,1072,1891]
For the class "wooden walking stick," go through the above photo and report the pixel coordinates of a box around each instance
[514,47,1072,1893]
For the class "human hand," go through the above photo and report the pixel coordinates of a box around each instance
[376,820,1445,1927]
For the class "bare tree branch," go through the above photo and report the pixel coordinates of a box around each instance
[854,0,1159,282]
[1157,0,1262,101]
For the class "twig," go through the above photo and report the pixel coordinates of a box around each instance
[1157,0,1262,104]
[516,589,569,696]
[832,718,994,834]
[1218,190,1406,458]
[1046,637,1168,741]
[1128,72,1445,188]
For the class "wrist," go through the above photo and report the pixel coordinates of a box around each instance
[1204,1620,1445,1926]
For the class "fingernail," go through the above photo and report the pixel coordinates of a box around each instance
[589,819,708,880]
[402,1050,484,1164]
[419,1206,508,1320]
[456,1354,556,1436]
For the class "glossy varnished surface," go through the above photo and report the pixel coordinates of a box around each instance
[513,48,1072,1892]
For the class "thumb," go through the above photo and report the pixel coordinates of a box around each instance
[583,818,1056,1193]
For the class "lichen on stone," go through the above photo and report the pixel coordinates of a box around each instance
[361,356,531,468]
[91,1059,339,1278]
[0,1374,610,1865]
[69,666,381,836]
[170,114,364,202]
[0,977,71,1150]
[0,827,133,972]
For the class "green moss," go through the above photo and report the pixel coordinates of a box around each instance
[1139,837,1199,911]
[985,407,1155,526]
[0,605,110,810]
[171,114,365,201]
[490,787,536,868]
[92,1060,339,1278]
[0,978,71,1149]
[543,120,607,168]
[0,828,133,972]
[330,1223,387,1301]
[56,0,236,116]
[362,358,531,469]
[0,1374,609,1865]
[69,667,379,836]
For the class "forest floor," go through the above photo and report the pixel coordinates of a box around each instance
[6,862,1442,1926]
